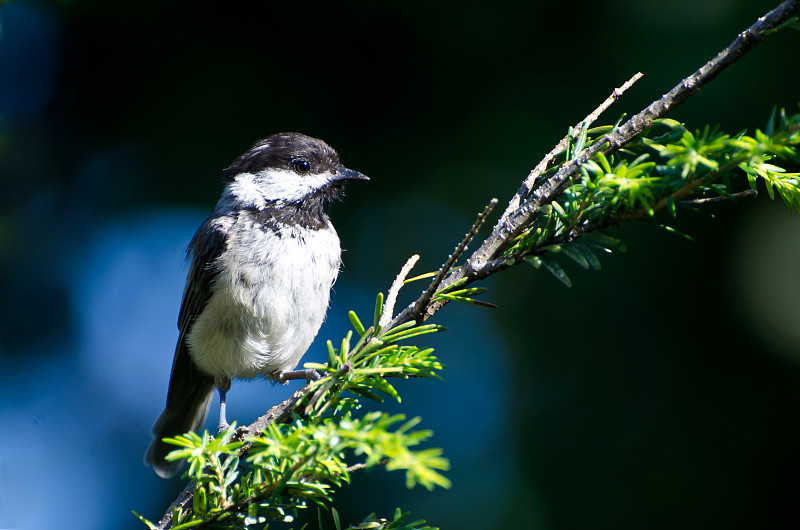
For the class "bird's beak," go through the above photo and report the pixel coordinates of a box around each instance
[332,167,369,182]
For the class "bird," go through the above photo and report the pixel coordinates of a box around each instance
[144,132,368,478]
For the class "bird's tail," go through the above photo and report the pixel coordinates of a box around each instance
[145,343,215,479]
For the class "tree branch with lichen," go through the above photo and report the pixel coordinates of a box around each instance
[391,0,800,325]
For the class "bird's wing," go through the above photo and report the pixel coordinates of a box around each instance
[178,217,229,334]
[166,215,230,411]
[145,216,230,478]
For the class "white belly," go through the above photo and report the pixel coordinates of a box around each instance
[186,220,341,380]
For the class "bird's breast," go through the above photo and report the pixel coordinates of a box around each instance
[187,217,342,380]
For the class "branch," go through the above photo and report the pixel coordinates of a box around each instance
[152,390,307,530]
[469,0,800,274]
[405,199,497,325]
[399,0,800,323]
[681,189,758,205]
[497,71,644,229]
[152,482,195,530]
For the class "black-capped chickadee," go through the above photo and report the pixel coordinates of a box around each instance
[144,132,368,478]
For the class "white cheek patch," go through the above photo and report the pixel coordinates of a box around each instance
[229,169,332,206]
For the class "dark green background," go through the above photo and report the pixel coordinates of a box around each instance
[1,0,799,528]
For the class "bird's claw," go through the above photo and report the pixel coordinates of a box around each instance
[278,368,323,384]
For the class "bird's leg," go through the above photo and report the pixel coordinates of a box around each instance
[277,369,323,384]
[216,377,232,434]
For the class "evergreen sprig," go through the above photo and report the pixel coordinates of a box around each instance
[138,295,447,530]
[503,108,800,287]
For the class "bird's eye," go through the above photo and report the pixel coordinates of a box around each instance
[292,159,311,174]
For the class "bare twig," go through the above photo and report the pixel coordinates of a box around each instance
[406,199,497,324]
[498,71,644,228]
[244,389,307,436]
[379,254,420,328]
[681,189,758,204]
[153,482,195,530]
[344,461,383,474]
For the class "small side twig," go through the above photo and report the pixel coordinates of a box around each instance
[407,199,498,323]
[681,189,758,204]
[153,482,196,530]
[379,254,420,328]
[498,72,644,228]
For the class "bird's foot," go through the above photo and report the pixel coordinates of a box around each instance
[217,419,230,435]
[216,379,232,435]
[277,368,323,385]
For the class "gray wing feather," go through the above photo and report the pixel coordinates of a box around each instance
[144,216,229,478]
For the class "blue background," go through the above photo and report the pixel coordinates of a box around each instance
[1,0,800,528]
